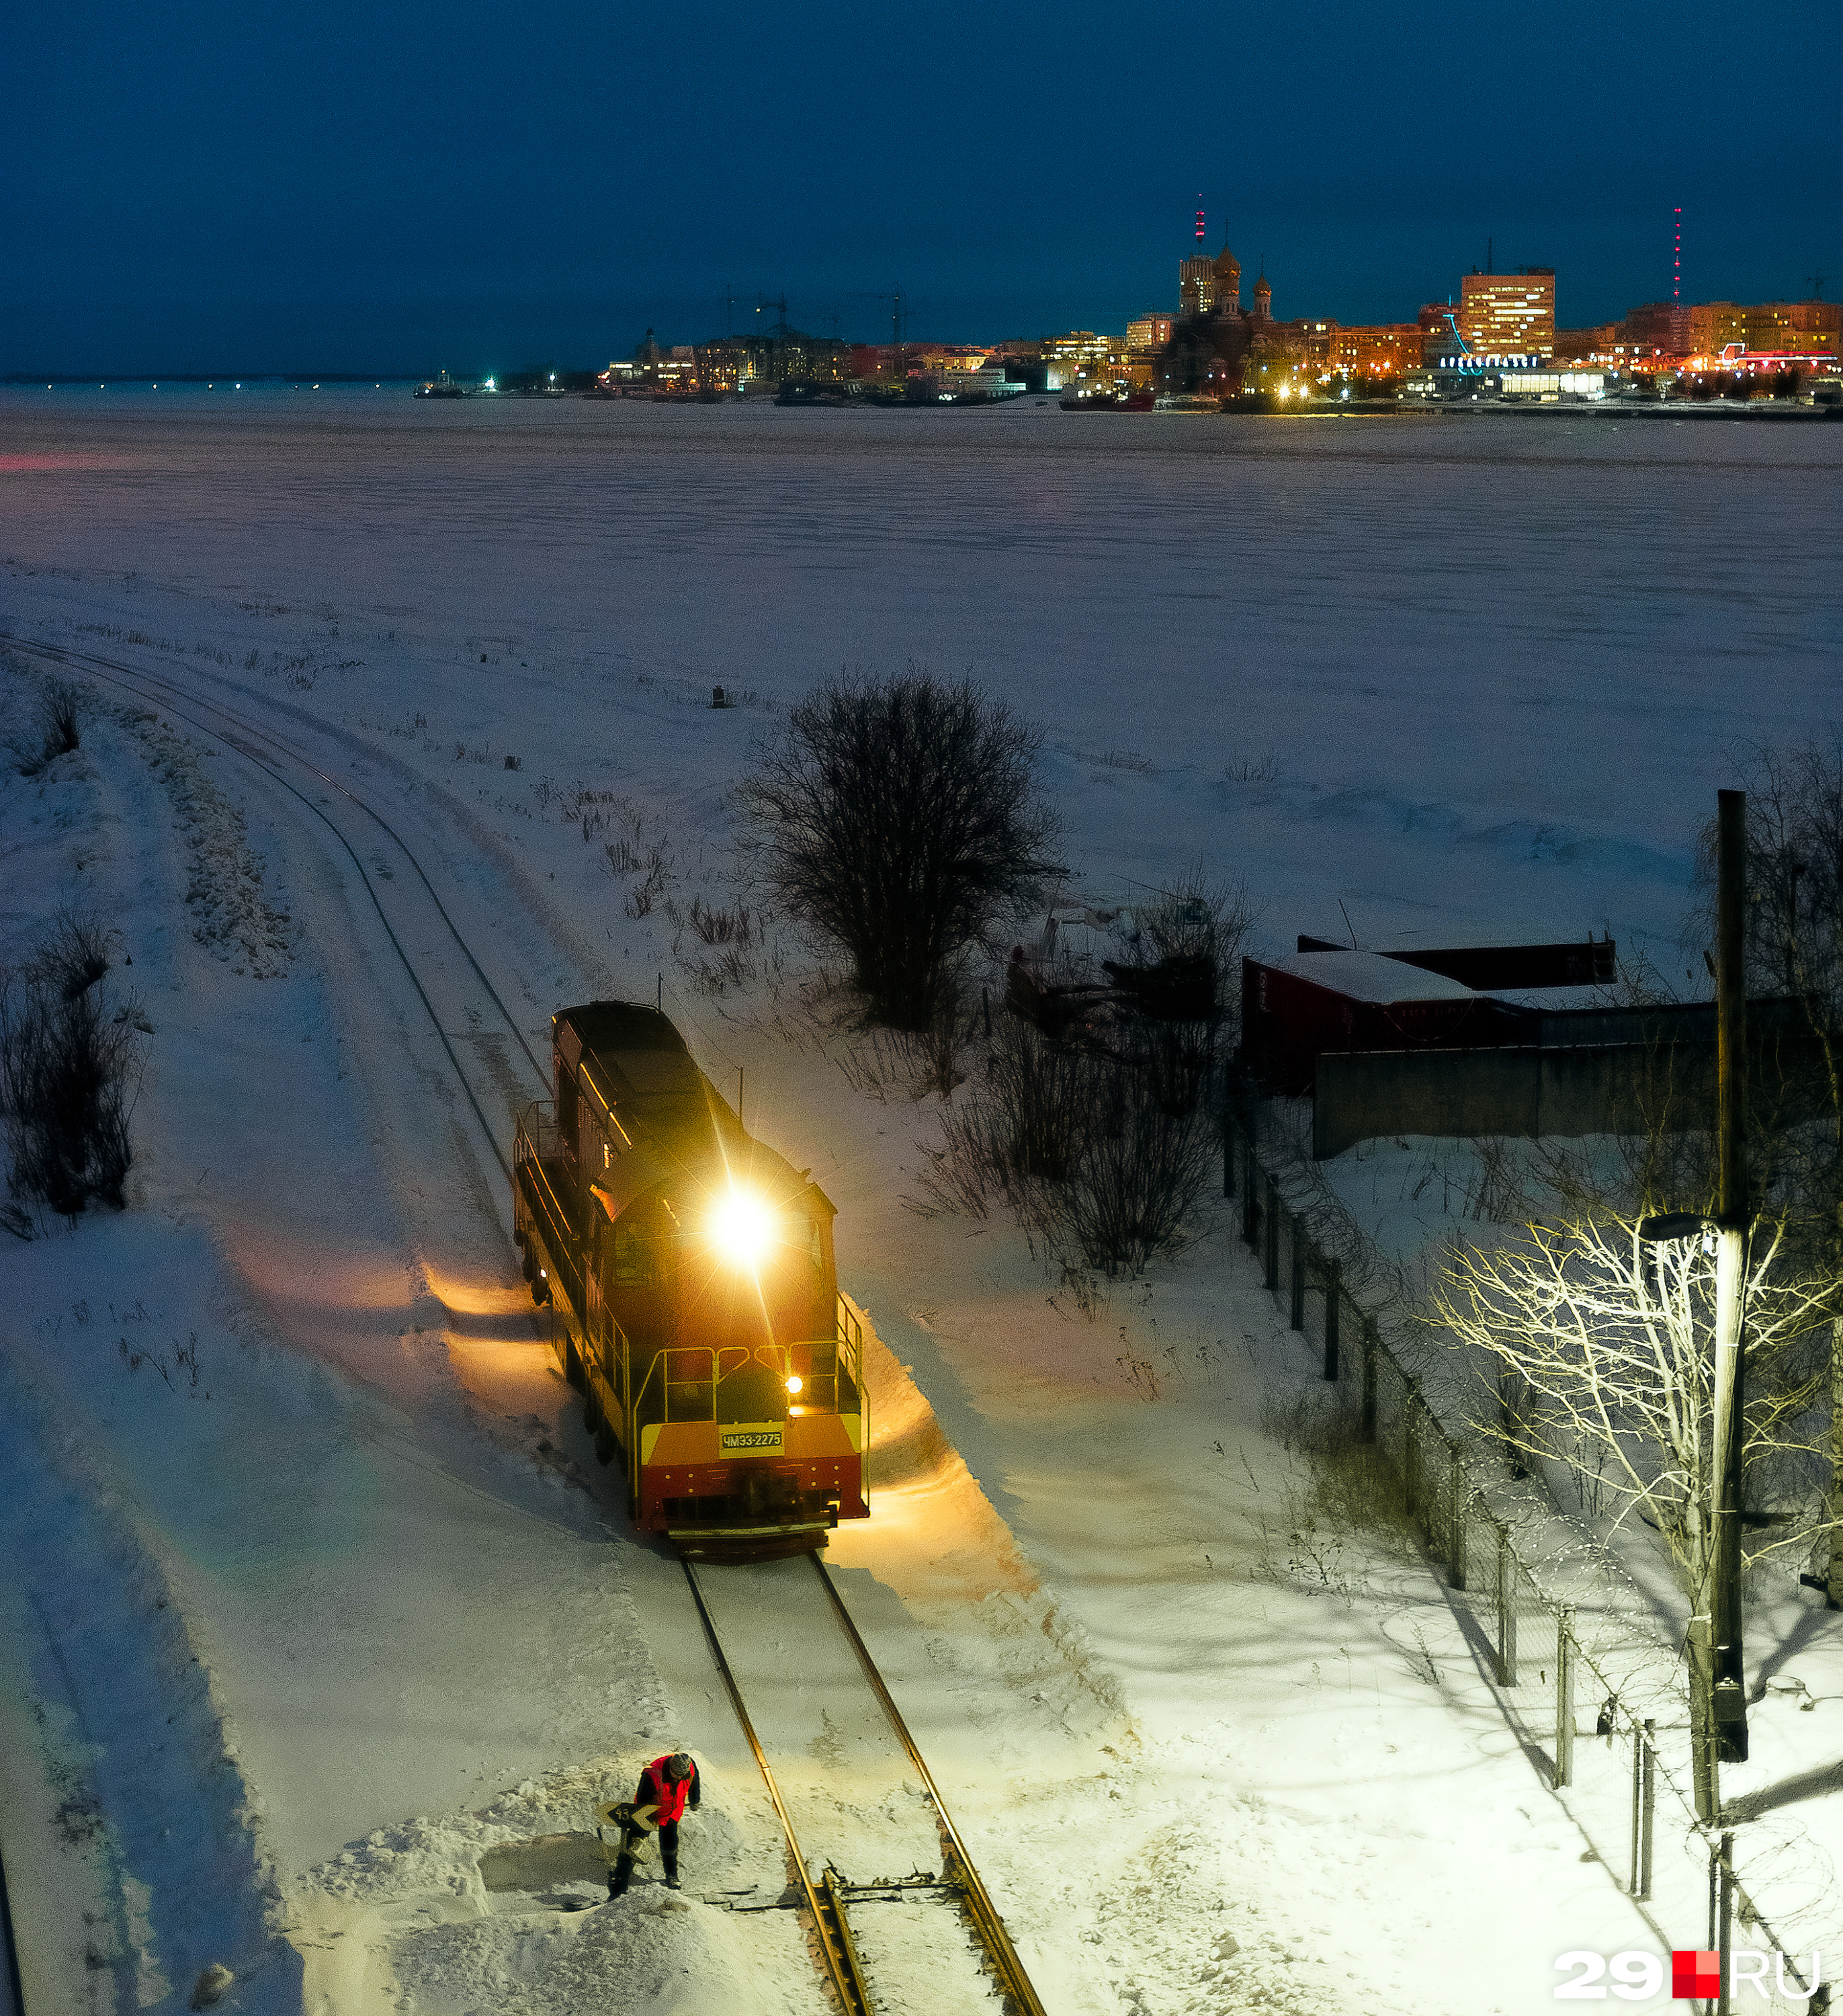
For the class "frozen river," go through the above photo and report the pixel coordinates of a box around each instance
[4,386,1840,966]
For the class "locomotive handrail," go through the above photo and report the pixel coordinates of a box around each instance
[631,1338,856,1425]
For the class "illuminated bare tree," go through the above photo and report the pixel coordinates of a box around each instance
[1434,1211,1836,1802]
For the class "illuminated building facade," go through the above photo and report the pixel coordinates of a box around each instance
[1458,269,1556,360]
[1332,324,1420,377]
[1743,300,1840,362]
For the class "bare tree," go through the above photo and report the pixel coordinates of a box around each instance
[737,669,1060,1030]
[1434,1210,1836,1802]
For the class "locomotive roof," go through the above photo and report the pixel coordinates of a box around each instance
[554,1000,833,1220]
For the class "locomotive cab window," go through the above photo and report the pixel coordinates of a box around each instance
[613,1218,657,1288]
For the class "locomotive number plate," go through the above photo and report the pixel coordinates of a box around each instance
[721,1429,783,1452]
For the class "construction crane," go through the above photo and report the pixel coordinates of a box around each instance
[755,294,794,338]
[849,286,910,358]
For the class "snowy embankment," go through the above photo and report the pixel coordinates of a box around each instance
[3,400,1840,2014]
[0,621,1688,2016]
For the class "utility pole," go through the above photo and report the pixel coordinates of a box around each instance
[1641,789,1751,1820]
[1710,787,1750,1770]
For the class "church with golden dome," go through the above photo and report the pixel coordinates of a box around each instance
[1163,215,1304,396]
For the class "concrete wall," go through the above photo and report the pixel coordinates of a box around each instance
[1311,1038,1826,1159]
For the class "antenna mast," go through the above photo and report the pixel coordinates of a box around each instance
[1673,207,1682,302]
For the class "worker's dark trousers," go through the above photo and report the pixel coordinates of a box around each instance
[609,1821,679,1896]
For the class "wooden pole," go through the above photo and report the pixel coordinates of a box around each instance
[1639,1720,1655,1899]
[1554,1607,1576,1789]
[1712,788,1750,1766]
[1496,1525,1516,1686]
[1264,1176,1279,1292]
[1323,1262,1341,1381]
[1629,1718,1643,1895]
[1449,1463,1467,1589]
[1361,1318,1378,1442]
[1718,1831,1735,2016]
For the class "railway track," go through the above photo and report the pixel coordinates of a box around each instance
[685,1552,1047,2016]
[6,634,1050,2016]
[2,632,555,1189]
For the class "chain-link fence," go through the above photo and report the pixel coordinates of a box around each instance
[1230,1111,1832,2011]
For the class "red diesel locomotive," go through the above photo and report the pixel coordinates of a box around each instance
[513,1001,868,1558]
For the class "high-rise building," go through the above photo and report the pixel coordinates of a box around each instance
[1458,269,1556,360]
[1127,313,1174,350]
[1622,301,1692,356]
[1179,255,1216,318]
[1333,325,1422,377]
[1744,300,1841,361]
[1418,302,1463,365]
[1684,302,1747,357]
[1178,236,1244,321]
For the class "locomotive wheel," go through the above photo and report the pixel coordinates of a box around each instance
[564,1335,583,1389]
[531,1275,549,1305]
[595,1423,617,1466]
[584,1385,601,1434]
[521,1251,534,1281]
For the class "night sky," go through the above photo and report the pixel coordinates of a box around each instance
[7,0,1834,377]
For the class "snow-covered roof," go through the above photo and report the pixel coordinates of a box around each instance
[1266,950,1479,1004]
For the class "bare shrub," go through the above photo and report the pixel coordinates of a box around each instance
[42,681,83,757]
[1,949,142,1220]
[687,896,753,946]
[737,668,1061,1030]
[32,913,112,1000]
[10,675,85,777]
[624,848,673,919]
[918,1011,1216,1275]
[1056,1042,1218,1274]
[1263,1388,1414,1547]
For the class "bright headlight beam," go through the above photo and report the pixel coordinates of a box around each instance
[710,1189,774,1267]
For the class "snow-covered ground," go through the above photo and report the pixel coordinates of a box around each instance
[2,390,1840,2015]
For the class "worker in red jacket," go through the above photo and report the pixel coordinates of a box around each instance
[601,1752,701,1898]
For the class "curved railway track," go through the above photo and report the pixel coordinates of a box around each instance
[3,632,553,1188]
[5,633,1049,2016]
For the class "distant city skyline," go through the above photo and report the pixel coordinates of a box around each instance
[7,0,1833,377]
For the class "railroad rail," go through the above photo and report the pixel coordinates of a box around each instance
[683,1555,1049,2016]
[3,632,553,1184]
[8,634,1050,2016]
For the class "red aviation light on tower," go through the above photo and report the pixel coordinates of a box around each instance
[1674,206,1682,302]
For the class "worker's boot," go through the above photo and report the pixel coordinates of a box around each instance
[609,1854,634,1900]
[663,1855,681,1891]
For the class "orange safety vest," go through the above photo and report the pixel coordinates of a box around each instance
[639,1755,694,1826]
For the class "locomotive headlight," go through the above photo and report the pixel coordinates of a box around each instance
[710,1188,774,1268]
[785,1375,802,1395]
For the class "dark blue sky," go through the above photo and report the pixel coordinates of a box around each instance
[8,0,1834,376]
